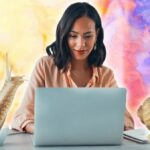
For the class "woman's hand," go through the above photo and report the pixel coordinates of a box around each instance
[24,123,34,133]
[124,110,134,130]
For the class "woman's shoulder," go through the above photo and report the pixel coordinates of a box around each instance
[37,55,54,63]
[33,55,56,72]
[36,55,55,66]
[98,65,114,75]
[97,65,117,87]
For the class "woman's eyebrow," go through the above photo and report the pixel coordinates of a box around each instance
[70,31,79,34]
[84,32,94,35]
[70,31,94,34]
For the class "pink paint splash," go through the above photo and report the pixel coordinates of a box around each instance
[94,0,150,127]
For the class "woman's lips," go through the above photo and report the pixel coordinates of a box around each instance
[73,49,87,55]
[73,49,87,52]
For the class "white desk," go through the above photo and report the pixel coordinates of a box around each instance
[1,133,150,150]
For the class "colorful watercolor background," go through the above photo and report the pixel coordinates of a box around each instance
[0,0,150,128]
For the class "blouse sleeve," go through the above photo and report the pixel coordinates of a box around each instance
[100,68,117,87]
[11,57,45,131]
[107,69,118,87]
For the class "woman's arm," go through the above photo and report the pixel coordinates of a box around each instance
[105,68,134,130]
[12,57,45,133]
[124,110,134,130]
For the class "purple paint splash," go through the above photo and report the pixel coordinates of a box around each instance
[129,0,150,32]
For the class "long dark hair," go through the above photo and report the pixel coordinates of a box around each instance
[46,2,106,70]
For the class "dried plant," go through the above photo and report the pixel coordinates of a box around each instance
[138,97,150,130]
[0,53,24,128]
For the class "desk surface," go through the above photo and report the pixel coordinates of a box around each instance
[1,133,150,150]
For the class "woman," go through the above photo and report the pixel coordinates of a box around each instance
[12,2,134,133]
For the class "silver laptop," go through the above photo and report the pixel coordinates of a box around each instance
[34,88,126,146]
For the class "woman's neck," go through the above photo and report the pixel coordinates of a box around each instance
[71,59,89,71]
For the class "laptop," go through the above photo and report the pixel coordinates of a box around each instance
[33,88,126,146]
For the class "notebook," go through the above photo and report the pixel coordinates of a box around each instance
[123,128,150,144]
[33,88,126,146]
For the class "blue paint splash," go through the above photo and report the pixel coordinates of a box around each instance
[129,0,150,32]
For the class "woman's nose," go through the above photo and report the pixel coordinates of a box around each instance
[76,37,86,50]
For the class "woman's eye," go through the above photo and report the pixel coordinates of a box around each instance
[84,35,92,39]
[69,35,77,38]
[68,34,93,39]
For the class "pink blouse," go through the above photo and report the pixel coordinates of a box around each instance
[12,56,134,131]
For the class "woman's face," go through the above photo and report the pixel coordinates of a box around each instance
[68,16,98,61]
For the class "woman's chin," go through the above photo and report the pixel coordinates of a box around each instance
[72,53,89,61]
[73,56,88,61]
